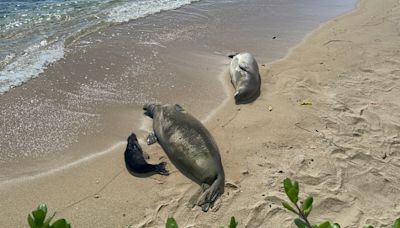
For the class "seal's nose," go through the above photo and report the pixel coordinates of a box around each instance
[143,103,156,118]
[127,133,138,143]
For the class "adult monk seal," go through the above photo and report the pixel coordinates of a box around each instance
[143,103,225,212]
[229,52,261,104]
[124,133,169,176]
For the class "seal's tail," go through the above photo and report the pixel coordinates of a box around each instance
[155,162,169,176]
[197,173,225,212]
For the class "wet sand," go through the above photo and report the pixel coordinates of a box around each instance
[0,0,381,227]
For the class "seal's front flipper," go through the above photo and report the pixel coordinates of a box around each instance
[146,132,158,145]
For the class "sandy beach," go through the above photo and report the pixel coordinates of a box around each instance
[2,0,400,227]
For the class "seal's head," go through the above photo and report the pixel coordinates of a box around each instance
[143,103,160,118]
[127,133,139,147]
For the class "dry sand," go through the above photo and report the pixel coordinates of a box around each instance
[1,0,400,227]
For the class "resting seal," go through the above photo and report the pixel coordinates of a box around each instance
[124,133,169,176]
[143,103,225,212]
[229,52,261,104]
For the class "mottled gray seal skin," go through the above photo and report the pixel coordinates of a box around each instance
[229,52,261,104]
[143,103,225,212]
[124,133,169,176]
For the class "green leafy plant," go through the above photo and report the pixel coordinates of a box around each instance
[392,218,400,228]
[282,178,400,228]
[28,204,70,228]
[281,177,353,227]
[166,217,178,228]
[227,216,238,228]
[165,216,238,228]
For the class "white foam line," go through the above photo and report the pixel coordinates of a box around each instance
[0,42,65,95]
[0,141,126,188]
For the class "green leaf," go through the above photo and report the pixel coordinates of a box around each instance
[304,205,312,218]
[27,215,35,228]
[282,201,298,215]
[302,196,313,211]
[363,225,374,228]
[288,187,299,204]
[332,223,341,228]
[293,181,299,202]
[283,178,299,204]
[283,178,293,197]
[302,196,313,217]
[50,219,71,228]
[393,218,400,228]
[166,217,179,228]
[38,204,48,215]
[32,209,46,226]
[318,221,335,228]
[44,212,56,227]
[294,218,308,228]
[229,216,238,228]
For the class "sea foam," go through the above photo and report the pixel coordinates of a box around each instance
[0,42,64,94]
[107,0,196,23]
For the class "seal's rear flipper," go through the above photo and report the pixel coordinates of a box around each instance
[146,132,158,145]
[155,162,169,176]
[188,185,207,208]
[197,176,223,212]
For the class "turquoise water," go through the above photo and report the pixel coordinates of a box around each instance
[0,0,197,94]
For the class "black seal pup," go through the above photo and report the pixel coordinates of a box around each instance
[124,133,169,176]
[143,103,225,212]
[229,52,261,104]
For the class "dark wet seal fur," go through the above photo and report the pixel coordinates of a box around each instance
[124,133,169,176]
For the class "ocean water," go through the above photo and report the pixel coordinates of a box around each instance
[0,0,197,94]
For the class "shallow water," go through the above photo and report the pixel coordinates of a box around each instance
[0,0,198,94]
[0,0,357,181]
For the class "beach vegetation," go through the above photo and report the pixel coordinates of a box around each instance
[282,178,400,228]
[27,204,70,228]
[165,216,238,228]
[26,183,400,228]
